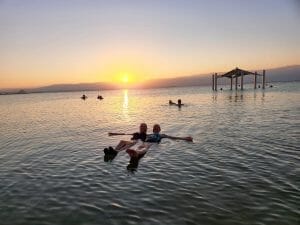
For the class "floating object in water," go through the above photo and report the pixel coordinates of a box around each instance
[81,94,87,100]
[97,95,103,100]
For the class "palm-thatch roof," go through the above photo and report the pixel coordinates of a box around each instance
[220,67,262,78]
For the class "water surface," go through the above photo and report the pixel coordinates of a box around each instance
[0,83,299,225]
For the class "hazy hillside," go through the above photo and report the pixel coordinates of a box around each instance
[264,65,300,82]
[28,82,118,93]
[140,65,300,89]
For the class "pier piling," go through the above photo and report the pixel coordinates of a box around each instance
[262,70,266,89]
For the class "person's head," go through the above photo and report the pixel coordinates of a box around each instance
[153,124,161,134]
[178,99,182,105]
[139,123,147,133]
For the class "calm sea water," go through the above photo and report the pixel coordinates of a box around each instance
[0,83,299,225]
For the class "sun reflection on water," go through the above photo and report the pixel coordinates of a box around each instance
[122,89,129,121]
[123,89,128,109]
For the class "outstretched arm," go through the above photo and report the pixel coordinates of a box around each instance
[163,134,193,142]
[108,132,133,136]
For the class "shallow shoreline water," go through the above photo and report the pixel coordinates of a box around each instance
[0,82,299,225]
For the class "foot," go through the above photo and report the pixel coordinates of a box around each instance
[104,153,117,162]
[103,147,118,162]
[103,148,109,154]
[108,146,118,154]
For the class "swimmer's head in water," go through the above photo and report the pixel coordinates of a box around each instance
[153,124,161,133]
[140,123,147,133]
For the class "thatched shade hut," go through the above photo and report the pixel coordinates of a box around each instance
[212,67,265,91]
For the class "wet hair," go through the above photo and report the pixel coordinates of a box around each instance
[153,124,161,132]
[140,123,147,128]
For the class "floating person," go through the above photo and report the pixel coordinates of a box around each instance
[126,124,193,158]
[177,99,184,107]
[220,88,223,91]
[97,95,103,100]
[146,124,192,142]
[169,99,184,107]
[104,123,148,162]
[81,94,87,100]
[270,85,273,88]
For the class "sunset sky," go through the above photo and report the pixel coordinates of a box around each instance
[0,0,299,89]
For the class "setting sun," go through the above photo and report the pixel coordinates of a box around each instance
[116,72,139,85]
[122,74,129,83]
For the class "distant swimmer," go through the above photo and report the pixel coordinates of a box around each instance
[97,95,103,100]
[177,99,184,107]
[169,99,184,107]
[81,94,87,100]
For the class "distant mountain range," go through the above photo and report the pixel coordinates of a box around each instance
[1,65,299,94]
[140,65,300,89]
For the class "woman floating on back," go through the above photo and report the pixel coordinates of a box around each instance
[126,124,193,158]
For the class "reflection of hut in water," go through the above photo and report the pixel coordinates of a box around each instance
[212,67,266,91]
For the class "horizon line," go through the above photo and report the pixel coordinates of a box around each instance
[1,64,299,91]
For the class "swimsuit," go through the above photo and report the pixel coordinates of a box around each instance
[131,132,147,142]
[145,133,162,143]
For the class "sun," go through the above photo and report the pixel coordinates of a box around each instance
[122,74,129,83]
[113,71,138,85]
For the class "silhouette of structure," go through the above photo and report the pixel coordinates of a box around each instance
[212,67,266,91]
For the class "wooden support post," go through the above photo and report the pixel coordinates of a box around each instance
[235,76,238,90]
[230,77,233,90]
[262,70,266,89]
[254,71,257,89]
[241,72,244,90]
[216,75,218,91]
[212,74,215,90]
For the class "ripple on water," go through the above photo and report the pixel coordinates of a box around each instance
[0,85,299,225]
